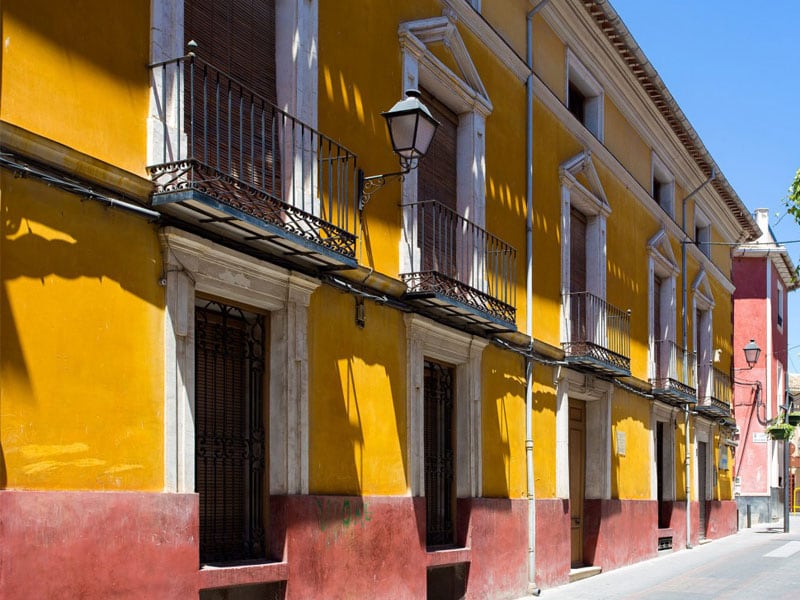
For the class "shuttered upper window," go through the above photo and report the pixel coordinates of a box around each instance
[185,0,276,104]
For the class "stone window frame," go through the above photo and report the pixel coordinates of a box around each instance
[566,49,604,141]
[397,13,492,277]
[647,229,679,381]
[651,152,675,218]
[559,151,611,343]
[405,314,486,498]
[161,227,318,495]
[650,404,678,504]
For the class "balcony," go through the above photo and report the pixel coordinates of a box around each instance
[148,56,359,270]
[651,340,697,406]
[695,366,733,418]
[562,292,631,376]
[400,200,516,335]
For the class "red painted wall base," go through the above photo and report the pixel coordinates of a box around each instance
[0,491,528,599]
[0,490,198,599]
[272,495,528,600]
[704,500,738,539]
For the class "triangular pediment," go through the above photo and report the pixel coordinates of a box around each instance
[648,229,679,276]
[399,13,491,114]
[560,150,610,215]
[692,269,715,309]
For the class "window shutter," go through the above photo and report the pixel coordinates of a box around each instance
[185,0,276,104]
[570,207,587,293]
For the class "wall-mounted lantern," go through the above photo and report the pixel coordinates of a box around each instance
[358,89,439,211]
[743,339,761,369]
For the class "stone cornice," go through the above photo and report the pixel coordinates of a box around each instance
[0,120,153,202]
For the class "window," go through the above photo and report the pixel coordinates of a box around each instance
[149,0,316,175]
[777,281,784,329]
[405,315,486,536]
[195,300,267,564]
[692,271,714,401]
[424,360,456,547]
[398,16,491,293]
[161,226,318,504]
[648,230,679,383]
[566,50,604,140]
[651,153,675,217]
[695,209,711,258]
[183,0,280,201]
[560,152,610,335]
[416,88,458,279]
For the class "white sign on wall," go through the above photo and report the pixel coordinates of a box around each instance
[616,430,626,456]
[753,432,769,444]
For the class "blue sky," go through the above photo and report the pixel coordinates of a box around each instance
[608,0,800,371]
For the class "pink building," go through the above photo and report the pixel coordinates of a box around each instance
[732,208,797,525]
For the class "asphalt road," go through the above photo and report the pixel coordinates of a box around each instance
[533,515,800,599]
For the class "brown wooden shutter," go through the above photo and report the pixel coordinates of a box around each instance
[570,207,587,293]
[653,276,663,379]
[184,0,280,202]
[417,88,457,211]
[185,0,276,104]
[417,88,458,276]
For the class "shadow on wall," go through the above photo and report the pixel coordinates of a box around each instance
[306,285,407,498]
[0,172,162,489]
[482,347,526,498]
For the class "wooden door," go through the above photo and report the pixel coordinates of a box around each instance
[569,401,586,567]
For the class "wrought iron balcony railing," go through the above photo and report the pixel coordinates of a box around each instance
[563,292,631,376]
[400,200,516,327]
[695,365,733,417]
[651,340,697,405]
[148,56,359,264]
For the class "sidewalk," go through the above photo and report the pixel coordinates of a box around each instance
[519,515,800,599]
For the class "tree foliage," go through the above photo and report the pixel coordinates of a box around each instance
[787,168,800,222]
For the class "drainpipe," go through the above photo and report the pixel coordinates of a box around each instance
[525,2,549,596]
[681,169,715,549]
[784,369,791,533]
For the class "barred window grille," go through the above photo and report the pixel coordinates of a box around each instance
[424,360,456,548]
[195,300,267,564]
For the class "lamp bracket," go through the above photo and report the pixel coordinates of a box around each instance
[358,167,411,212]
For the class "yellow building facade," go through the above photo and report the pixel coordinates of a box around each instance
[0,1,756,598]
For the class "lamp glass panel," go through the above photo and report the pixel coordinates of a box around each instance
[412,117,438,157]
[388,113,420,157]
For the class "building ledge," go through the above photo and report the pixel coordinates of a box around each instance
[425,546,471,568]
[198,561,288,590]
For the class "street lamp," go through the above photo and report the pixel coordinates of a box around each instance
[358,89,440,211]
[743,339,761,368]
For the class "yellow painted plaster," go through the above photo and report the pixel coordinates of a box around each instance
[482,345,526,499]
[1,176,163,491]
[532,365,558,499]
[610,390,652,499]
[532,16,566,102]
[308,286,407,496]
[1,0,150,175]
[604,98,650,192]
